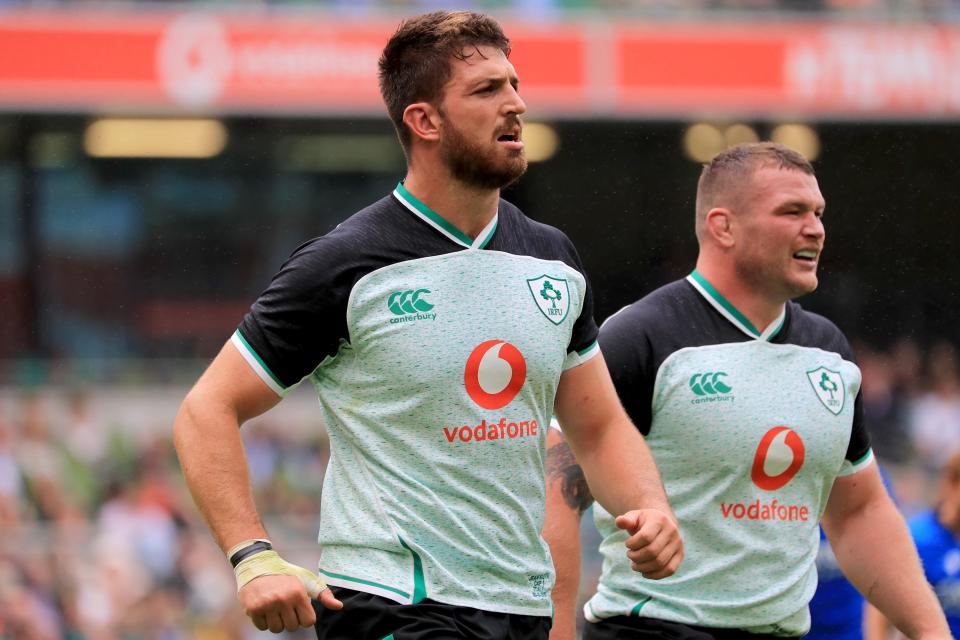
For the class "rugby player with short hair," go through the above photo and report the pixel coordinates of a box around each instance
[544,142,948,639]
[173,11,682,640]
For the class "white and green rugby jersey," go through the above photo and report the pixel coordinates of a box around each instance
[233,183,599,616]
[585,271,872,635]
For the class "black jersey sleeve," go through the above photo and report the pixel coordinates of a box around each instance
[236,233,360,391]
[563,238,599,356]
[837,334,872,465]
[598,305,656,435]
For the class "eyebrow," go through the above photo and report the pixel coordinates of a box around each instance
[776,199,826,213]
[468,75,520,91]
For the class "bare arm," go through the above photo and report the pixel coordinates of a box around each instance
[822,464,948,640]
[173,341,281,550]
[543,427,593,640]
[173,340,341,632]
[863,602,897,640]
[553,354,682,578]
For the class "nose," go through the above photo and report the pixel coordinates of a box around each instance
[506,84,526,116]
[804,212,825,239]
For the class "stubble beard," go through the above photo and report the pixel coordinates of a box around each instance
[735,257,818,303]
[440,119,527,191]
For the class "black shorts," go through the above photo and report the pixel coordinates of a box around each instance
[313,587,551,640]
[583,616,799,640]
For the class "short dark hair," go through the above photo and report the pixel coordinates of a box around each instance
[378,11,511,155]
[695,142,815,238]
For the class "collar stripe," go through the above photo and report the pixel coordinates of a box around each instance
[393,182,498,250]
[687,270,785,342]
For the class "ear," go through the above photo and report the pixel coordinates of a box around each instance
[705,208,735,248]
[402,102,441,144]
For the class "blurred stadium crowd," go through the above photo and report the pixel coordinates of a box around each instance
[1,335,959,638]
[0,386,328,639]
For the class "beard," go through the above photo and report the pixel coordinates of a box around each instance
[440,118,527,190]
[735,254,819,303]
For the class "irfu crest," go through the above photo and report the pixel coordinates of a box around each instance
[806,367,845,416]
[526,275,570,325]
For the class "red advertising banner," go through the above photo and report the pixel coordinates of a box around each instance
[614,23,960,116]
[1,10,959,118]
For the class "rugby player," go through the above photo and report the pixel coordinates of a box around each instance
[173,11,682,639]
[545,142,948,639]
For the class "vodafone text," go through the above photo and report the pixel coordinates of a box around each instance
[443,418,538,444]
[720,499,810,522]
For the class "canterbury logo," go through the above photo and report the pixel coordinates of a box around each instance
[689,371,732,396]
[751,426,806,491]
[388,289,434,315]
[464,340,526,410]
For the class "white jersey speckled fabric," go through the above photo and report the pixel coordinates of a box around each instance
[233,184,599,616]
[585,273,872,635]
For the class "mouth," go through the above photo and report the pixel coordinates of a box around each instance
[496,128,524,151]
[792,249,819,265]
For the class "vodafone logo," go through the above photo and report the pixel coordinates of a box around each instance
[157,15,233,107]
[751,426,806,491]
[464,340,526,410]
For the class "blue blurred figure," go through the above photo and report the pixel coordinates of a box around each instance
[808,527,864,639]
[864,452,960,637]
[808,466,896,639]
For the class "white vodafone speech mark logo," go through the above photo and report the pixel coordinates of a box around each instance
[751,426,806,491]
[157,14,233,107]
[464,340,526,410]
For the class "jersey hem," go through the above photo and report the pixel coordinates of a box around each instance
[320,571,411,604]
[415,592,553,618]
[324,570,552,616]
[583,601,807,635]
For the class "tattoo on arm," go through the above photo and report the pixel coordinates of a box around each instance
[546,441,594,514]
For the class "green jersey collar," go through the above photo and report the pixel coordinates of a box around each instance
[393,182,498,250]
[686,270,785,342]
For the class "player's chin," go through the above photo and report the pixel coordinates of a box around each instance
[496,159,528,187]
[501,153,527,172]
[786,271,818,296]
[797,276,819,295]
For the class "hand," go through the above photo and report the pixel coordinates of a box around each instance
[615,509,683,580]
[234,548,343,633]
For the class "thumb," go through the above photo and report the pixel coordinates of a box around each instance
[289,564,327,600]
[615,511,642,534]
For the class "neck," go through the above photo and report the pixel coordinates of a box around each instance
[694,256,786,334]
[403,166,500,240]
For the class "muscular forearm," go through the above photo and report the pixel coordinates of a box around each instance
[173,391,267,552]
[544,479,582,640]
[567,416,670,518]
[863,603,895,640]
[544,433,589,640]
[825,498,948,638]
